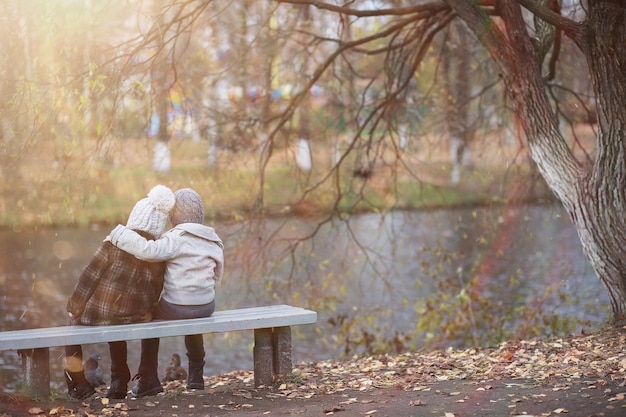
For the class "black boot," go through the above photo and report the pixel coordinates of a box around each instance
[131,338,163,398]
[106,364,130,399]
[186,360,205,390]
[64,369,96,400]
[64,369,76,396]
[131,373,163,398]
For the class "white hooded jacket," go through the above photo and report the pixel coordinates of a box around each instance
[109,222,224,306]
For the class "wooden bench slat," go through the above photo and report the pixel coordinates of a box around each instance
[0,305,317,351]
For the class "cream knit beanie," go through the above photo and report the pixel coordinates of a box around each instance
[126,185,176,238]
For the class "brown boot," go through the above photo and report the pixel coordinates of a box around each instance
[64,369,96,400]
[106,364,130,399]
[186,360,205,390]
[131,373,163,398]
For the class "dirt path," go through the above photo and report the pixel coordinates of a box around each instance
[2,325,626,417]
[2,377,625,417]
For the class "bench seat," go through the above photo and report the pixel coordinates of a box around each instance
[0,304,317,398]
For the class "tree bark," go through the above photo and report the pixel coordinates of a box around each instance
[573,1,626,317]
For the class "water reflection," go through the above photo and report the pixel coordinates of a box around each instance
[0,204,610,393]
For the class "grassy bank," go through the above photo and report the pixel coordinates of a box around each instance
[0,134,554,230]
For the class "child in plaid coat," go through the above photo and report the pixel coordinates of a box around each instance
[64,185,175,400]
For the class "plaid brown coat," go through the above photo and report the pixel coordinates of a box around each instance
[66,232,165,326]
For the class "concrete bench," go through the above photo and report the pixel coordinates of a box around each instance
[0,304,317,398]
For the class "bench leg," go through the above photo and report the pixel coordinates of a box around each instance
[253,326,293,387]
[271,326,292,377]
[19,348,50,399]
[253,328,273,387]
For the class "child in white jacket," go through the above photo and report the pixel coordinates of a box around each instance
[109,188,224,397]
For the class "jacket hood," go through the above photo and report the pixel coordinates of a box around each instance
[175,223,224,248]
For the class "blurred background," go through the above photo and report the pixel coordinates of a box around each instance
[0,0,604,395]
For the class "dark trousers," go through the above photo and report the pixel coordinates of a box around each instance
[65,341,127,369]
[138,299,215,376]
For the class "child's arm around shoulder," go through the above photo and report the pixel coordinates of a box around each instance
[109,224,179,261]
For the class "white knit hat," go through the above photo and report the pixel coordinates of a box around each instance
[169,188,204,225]
[126,185,176,238]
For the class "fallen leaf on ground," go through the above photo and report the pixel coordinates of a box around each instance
[323,405,345,413]
[339,398,357,405]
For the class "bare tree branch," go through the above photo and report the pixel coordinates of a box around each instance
[518,0,584,41]
[276,0,450,17]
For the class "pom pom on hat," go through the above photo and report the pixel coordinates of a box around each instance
[126,185,175,237]
[147,185,176,213]
[170,188,204,225]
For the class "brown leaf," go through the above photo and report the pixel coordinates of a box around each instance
[323,405,345,413]
[338,398,357,405]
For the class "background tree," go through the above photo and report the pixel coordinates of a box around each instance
[441,22,474,185]
[452,0,626,318]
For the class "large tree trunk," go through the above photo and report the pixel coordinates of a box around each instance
[573,2,626,318]
[447,0,626,318]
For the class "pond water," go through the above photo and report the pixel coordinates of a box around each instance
[0,204,610,393]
